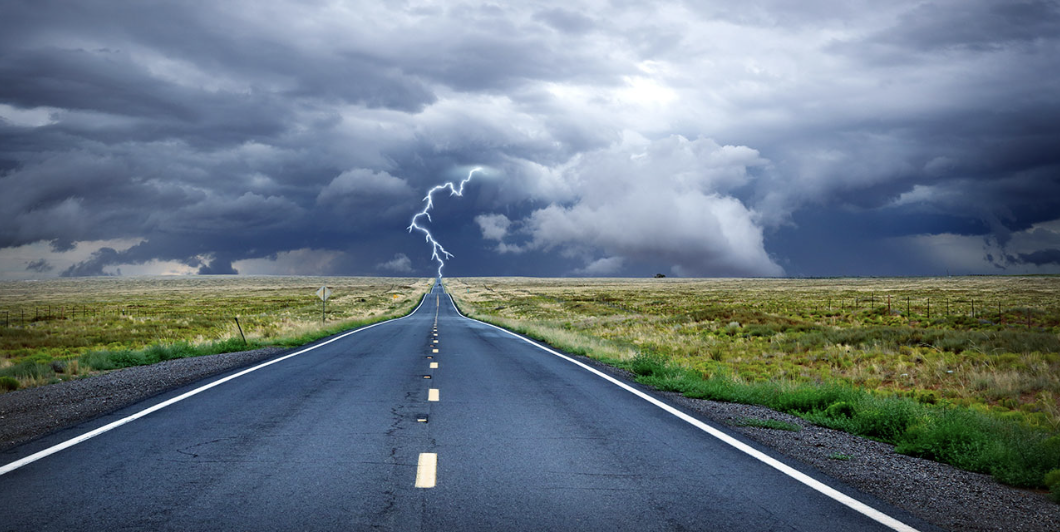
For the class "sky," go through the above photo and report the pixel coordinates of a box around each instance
[1,0,1059,280]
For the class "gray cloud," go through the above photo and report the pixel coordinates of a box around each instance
[25,258,53,273]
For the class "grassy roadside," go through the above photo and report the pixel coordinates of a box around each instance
[1,277,432,391]
[445,278,1060,500]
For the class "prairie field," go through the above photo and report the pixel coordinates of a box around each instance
[0,276,431,389]
[447,276,1060,492]
[447,276,1060,426]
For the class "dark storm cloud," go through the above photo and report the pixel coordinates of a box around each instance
[872,0,1060,52]
[25,258,53,273]
[2,0,1059,278]
[1019,249,1060,266]
[60,247,120,277]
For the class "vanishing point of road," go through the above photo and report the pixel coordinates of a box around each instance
[0,282,937,531]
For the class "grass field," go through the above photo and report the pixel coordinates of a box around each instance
[0,276,431,390]
[445,276,1060,495]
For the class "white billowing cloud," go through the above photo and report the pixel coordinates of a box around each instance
[506,134,783,277]
[318,168,413,204]
[475,213,512,241]
[0,103,59,127]
[573,256,625,276]
[891,184,940,207]
[234,248,344,276]
[376,252,412,273]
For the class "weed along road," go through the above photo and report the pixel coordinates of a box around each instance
[0,282,936,531]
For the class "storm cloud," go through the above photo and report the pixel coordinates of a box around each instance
[2,1,1059,279]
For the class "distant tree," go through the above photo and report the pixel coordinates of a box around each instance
[654,273,666,278]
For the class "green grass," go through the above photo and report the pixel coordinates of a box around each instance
[444,276,1060,496]
[67,309,426,374]
[0,276,432,389]
[731,417,801,431]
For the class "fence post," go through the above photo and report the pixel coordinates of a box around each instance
[234,316,247,345]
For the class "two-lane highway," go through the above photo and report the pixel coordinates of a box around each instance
[0,282,935,530]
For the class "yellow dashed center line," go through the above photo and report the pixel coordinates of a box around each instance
[430,362,438,369]
[432,348,439,353]
[416,453,437,488]
[428,388,439,401]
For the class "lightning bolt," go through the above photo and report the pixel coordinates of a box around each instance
[408,167,482,279]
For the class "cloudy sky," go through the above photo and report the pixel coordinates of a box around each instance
[2,0,1059,279]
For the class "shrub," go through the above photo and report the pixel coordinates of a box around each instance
[109,350,148,368]
[79,350,117,371]
[824,401,857,419]
[1046,469,1060,503]
[895,409,996,474]
[0,376,19,391]
[772,384,858,415]
[744,324,777,337]
[983,432,1060,488]
[853,397,923,442]
[629,353,673,378]
[2,360,53,382]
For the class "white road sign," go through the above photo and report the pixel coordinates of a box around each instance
[316,286,332,301]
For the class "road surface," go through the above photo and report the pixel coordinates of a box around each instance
[0,282,935,531]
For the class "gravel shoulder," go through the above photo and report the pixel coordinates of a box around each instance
[2,346,1058,531]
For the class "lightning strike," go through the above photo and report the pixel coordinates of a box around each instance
[408,167,482,279]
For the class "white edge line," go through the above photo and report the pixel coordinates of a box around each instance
[445,292,920,532]
[0,289,434,477]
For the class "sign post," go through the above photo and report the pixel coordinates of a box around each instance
[316,286,332,325]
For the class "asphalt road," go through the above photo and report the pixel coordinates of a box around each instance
[0,282,936,531]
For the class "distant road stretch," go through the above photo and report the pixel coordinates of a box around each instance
[0,282,934,531]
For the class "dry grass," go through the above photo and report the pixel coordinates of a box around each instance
[0,276,432,389]
[446,276,1060,428]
